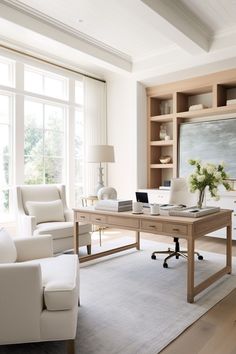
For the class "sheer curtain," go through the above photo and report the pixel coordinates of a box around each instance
[84,77,107,196]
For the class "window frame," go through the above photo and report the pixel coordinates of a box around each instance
[0,91,14,219]
[24,64,69,101]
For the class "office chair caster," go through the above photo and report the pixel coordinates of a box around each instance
[198,255,203,260]
[151,254,157,260]
[163,262,168,268]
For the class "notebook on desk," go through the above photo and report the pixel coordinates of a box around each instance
[135,192,150,207]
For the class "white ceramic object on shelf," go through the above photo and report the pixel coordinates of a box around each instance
[159,156,171,164]
[226,99,236,105]
[189,103,206,111]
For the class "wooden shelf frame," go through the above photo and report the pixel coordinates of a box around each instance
[150,140,174,146]
[147,68,236,189]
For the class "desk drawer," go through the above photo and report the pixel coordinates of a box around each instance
[107,216,139,229]
[77,213,90,223]
[91,214,107,224]
[141,220,162,232]
[163,223,187,236]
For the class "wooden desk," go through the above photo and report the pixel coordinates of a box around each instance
[73,207,232,303]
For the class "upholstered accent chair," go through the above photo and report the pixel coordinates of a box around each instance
[0,228,79,353]
[15,184,92,255]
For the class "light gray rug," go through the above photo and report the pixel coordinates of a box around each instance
[0,239,236,354]
[77,239,236,354]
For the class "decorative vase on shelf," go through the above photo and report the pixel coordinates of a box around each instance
[197,188,206,209]
[159,124,167,140]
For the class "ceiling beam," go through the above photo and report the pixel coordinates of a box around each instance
[141,0,210,54]
[0,1,132,72]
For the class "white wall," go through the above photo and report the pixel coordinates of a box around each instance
[106,73,147,199]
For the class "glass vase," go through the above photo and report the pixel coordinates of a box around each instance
[159,124,167,140]
[197,189,205,209]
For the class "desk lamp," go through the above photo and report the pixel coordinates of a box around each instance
[87,145,115,194]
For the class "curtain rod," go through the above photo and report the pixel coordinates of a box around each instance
[0,44,106,83]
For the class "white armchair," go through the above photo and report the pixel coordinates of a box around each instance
[15,184,92,255]
[0,228,79,353]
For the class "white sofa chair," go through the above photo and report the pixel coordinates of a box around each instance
[0,228,79,353]
[15,184,92,255]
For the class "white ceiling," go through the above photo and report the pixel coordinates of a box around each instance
[0,0,236,85]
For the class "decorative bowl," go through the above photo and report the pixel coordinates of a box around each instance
[159,156,171,164]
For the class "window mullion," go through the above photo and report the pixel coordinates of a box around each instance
[43,103,45,184]
[14,61,24,185]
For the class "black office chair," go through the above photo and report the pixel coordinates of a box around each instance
[151,178,203,268]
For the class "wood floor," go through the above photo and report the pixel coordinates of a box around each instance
[3,223,236,354]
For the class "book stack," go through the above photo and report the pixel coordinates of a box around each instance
[95,199,133,212]
[169,206,220,218]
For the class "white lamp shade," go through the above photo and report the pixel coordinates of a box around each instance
[87,145,115,163]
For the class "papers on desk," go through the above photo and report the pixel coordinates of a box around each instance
[95,199,133,212]
[169,206,220,218]
[159,204,181,216]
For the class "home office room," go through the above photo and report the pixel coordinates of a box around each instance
[0,1,236,354]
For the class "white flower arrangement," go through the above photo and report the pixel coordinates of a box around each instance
[188,159,231,207]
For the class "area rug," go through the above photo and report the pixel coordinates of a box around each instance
[0,239,236,354]
[77,239,236,354]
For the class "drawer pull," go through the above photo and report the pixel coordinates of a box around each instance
[149,225,156,228]
[80,216,85,219]
[173,228,180,232]
[95,218,101,221]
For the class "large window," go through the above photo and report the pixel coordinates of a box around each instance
[0,51,106,221]
[24,100,66,184]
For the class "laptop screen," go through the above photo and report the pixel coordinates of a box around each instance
[135,192,149,203]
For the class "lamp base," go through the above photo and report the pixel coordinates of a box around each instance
[95,165,104,195]
[95,183,104,195]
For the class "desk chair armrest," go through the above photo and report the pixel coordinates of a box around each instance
[14,235,53,262]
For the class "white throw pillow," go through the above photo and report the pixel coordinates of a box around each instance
[0,227,17,263]
[26,200,65,224]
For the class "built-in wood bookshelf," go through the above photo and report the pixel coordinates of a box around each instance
[147,68,236,188]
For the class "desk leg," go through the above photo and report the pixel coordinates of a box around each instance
[74,221,79,255]
[187,237,195,303]
[226,224,232,274]
[136,231,140,250]
[99,227,102,247]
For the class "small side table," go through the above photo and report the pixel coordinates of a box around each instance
[80,196,103,246]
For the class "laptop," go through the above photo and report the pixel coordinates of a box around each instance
[135,192,150,208]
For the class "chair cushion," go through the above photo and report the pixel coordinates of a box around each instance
[25,254,79,311]
[34,221,91,240]
[0,228,17,263]
[21,185,61,214]
[26,200,65,224]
